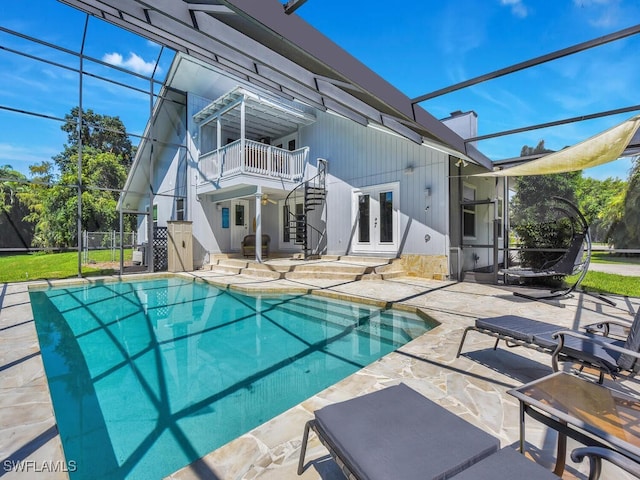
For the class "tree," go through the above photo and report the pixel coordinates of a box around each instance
[54,107,134,174]
[19,161,57,248]
[609,156,640,249]
[576,176,626,243]
[20,107,137,249]
[23,150,129,248]
[0,165,34,248]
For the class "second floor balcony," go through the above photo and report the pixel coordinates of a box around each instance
[193,86,316,187]
[198,139,309,184]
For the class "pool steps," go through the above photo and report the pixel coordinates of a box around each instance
[265,295,422,344]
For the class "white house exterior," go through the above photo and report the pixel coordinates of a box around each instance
[120,54,505,279]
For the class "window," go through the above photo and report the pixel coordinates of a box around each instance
[176,198,184,221]
[282,204,290,242]
[358,194,370,243]
[152,204,158,228]
[379,191,393,243]
[235,204,245,226]
[288,139,296,151]
[221,208,229,228]
[462,184,476,238]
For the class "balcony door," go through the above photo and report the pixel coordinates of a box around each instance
[352,183,399,254]
[231,199,249,250]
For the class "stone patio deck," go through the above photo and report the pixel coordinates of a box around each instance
[1,267,639,479]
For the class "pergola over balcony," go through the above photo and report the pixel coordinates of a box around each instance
[194,86,316,183]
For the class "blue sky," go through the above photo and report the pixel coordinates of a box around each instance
[1,0,638,180]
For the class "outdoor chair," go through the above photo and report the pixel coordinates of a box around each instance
[457,311,640,382]
[499,197,592,302]
[241,234,270,258]
[297,383,634,480]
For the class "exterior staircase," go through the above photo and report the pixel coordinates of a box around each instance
[284,158,327,259]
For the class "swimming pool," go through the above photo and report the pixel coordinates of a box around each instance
[30,277,434,479]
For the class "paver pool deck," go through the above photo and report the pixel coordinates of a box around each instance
[1,267,639,479]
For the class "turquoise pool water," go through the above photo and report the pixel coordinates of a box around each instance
[30,277,434,479]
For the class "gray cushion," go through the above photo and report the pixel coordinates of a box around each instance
[451,447,559,479]
[314,383,499,480]
[475,316,560,343]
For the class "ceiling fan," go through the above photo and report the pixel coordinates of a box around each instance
[261,194,277,206]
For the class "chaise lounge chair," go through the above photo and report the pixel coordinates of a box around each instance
[297,383,636,479]
[456,311,640,382]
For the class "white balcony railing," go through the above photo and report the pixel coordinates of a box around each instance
[198,139,308,183]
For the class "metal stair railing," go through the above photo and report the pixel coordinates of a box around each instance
[284,159,327,259]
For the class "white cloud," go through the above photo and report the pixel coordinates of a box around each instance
[500,0,529,18]
[0,143,57,171]
[102,52,159,76]
[573,0,624,28]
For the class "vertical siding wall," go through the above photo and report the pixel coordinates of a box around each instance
[300,111,449,257]
[139,92,189,245]
[186,93,227,264]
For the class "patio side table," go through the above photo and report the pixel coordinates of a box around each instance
[508,371,640,476]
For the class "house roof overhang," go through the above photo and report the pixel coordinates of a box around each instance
[194,86,317,140]
[118,85,188,211]
[59,0,492,169]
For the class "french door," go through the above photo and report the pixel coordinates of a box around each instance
[352,183,399,254]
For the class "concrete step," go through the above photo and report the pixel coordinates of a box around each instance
[335,255,396,265]
[208,265,242,275]
[241,268,282,280]
[289,263,369,274]
[380,270,406,280]
[284,271,360,281]
[217,259,249,268]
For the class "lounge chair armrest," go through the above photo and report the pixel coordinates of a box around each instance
[552,330,640,361]
[571,446,640,480]
[584,320,631,338]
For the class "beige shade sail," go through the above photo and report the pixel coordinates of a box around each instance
[477,114,640,177]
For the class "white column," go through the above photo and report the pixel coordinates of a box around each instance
[255,186,263,263]
[240,98,246,172]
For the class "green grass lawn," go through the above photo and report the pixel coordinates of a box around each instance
[0,250,130,283]
[567,270,640,298]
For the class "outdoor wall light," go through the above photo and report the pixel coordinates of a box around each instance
[216,203,222,211]
[455,158,469,168]
[404,165,414,175]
